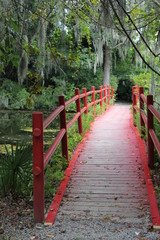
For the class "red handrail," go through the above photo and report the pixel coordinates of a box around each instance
[32,84,114,223]
[132,86,160,169]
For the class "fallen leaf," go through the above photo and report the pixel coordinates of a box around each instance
[30,236,38,240]
[74,195,80,199]
[36,226,42,229]
[127,224,132,228]
[103,215,111,220]
[136,225,143,229]
[147,225,153,231]
[46,234,55,238]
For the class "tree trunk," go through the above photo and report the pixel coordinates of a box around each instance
[103,43,110,86]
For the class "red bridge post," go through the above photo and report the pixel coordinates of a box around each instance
[107,85,110,106]
[83,88,88,114]
[104,85,107,109]
[139,87,145,136]
[147,94,154,169]
[75,88,83,134]
[132,86,136,125]
[59,96,68,160]
[100,86,103,108]
[92,86,95,118]
[111,86,114,103]
[32,112,44,223]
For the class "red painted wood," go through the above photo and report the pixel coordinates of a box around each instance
[83,88,88,114]
[141,93,147,105]
[75,88,83,134]
[32,112,44,223]
[139,86,145,136]
[59,96,68,160]
[45,104,156,226]
[92,86,95,118]
[104,85,107,109]
[131,117,160,227]
[148,104,160,122]
[67,112,80,130]
[44,129,66,168]
[111,86,114,103]
[43,105,64,129]
[100,86,103,108]
[132,86,136,121]
[149,129,160,157]
[107,85,110,106]
[45,129,91,224]
[147,95,154,169]
[65,95,78,107]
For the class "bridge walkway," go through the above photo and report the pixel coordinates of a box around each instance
[55,103,151,224]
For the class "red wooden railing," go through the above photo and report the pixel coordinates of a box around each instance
[132,85,160,169]
[32,85,114,223]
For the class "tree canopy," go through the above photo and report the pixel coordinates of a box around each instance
[0,0,160,109]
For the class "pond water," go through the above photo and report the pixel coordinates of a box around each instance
[0,110,74,154]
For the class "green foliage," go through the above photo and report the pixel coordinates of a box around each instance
[0,79,30,109]
[0,142,33,197]
[132,72,151,95]
[44,156,68,198]
[10,88,30,109]
[32,86,56,110]
[110,75,118,92]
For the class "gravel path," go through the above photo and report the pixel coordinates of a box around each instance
[2,214,160,239]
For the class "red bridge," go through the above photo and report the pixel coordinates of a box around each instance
[32,85,160,230]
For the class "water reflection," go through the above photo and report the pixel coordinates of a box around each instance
[0,110,74,152]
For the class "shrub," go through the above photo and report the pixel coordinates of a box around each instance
[0,142,33,197]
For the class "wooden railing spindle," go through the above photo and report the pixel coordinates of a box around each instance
[100,86,103,108]
[59,96,68,160]
[132,86,136,124]
[92,86,95,118]
[75,88,83,134]
[111,86,114,103]
[104,85,107,109]
[83,88,88,114]
[107,85,110,106]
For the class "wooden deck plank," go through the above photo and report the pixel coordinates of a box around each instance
[54,104,151,223]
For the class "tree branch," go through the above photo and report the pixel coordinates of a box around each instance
[115,0,158,58]
[152,0,160,8]
[108,0,160,77]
